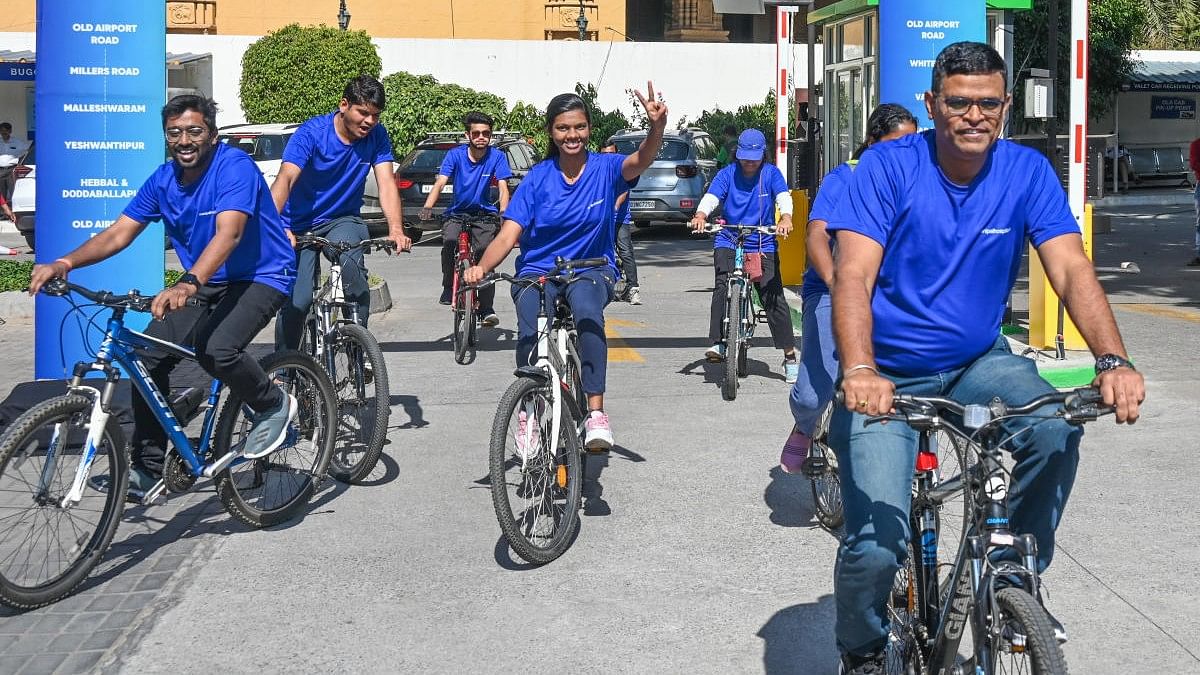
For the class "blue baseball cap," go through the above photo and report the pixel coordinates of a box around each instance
[735,128,767,161]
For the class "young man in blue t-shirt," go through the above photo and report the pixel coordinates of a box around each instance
[690,128,798,382]
[271,75,411,351]
[827,43,1145,674]
[601,140,642,305]
[420,111,512,325]
[28,95,299,501]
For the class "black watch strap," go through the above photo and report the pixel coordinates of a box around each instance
[175,272,202,290]
[1094,353,1135,374]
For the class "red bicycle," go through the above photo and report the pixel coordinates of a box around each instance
[451,226,481,365]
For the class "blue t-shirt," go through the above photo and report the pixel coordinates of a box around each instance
[802,161,855,297]
[706,162,789,253]
[504,152,636,276]
[439,144,513,216]
[280,111,395,232]
[615,191,632,226]
[123,143,295,294]
[826,131,1079,376]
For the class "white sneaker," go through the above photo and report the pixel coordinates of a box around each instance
[705,344,726,362]
[515,409,540,461]
[584,410,614,450]
[627,286,642,305]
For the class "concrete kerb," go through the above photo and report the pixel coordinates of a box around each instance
[782,285,1094,388]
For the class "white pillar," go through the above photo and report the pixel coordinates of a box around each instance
[1067,0,1089,221]
[775,5,797,177]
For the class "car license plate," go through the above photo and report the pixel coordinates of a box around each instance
[630,200,655,210]
[421,184,452,194]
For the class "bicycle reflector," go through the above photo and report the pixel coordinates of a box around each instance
[915,451,939,473]
[963,404,992,429]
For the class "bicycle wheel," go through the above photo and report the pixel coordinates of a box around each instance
[326,324,390,484]
[489,377,582,564]
[0,394,128,609]
[933,430,976,591]
[452,268,476,365]
[809,403,844,530]
[214,350,337,528]
[885,540,925,675]
[986,587,1069,675]
[722,284,742,401]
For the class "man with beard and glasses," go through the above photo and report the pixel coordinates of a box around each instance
[271,75,411,352]
[28,95,298,501]
[827,42,1145,673]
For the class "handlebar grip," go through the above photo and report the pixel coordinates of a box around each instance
[554,257,608,272]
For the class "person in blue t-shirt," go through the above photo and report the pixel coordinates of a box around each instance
[271,75,412,351]
[602,140,641,305]
[464,85,668,449]
[690,128,797,382]
[827,43,1145,674]
[779,104,916,474]
[420,111,513,325]
[28,95,299,501]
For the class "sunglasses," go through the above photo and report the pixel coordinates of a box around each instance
[940,96,1006,117]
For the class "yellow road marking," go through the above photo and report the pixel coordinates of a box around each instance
[1116,303,1200,324]
[605,324,645,362]
[607,318,646,328]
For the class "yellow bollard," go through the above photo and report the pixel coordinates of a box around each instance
[778,189,810,285]
[1028,203,1091,350]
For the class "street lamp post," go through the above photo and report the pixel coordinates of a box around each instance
[576,0,588,41]
[338,0,351,30]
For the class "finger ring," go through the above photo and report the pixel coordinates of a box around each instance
[857,400,868,407]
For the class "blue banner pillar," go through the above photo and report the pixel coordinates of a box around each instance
[35,3,166,379]
[879,1,987,131]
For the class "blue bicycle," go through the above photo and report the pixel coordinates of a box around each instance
[0,279,337,609]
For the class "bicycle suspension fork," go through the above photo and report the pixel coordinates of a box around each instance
[59,359,121,507]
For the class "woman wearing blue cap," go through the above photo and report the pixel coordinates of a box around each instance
[690,128,798,382]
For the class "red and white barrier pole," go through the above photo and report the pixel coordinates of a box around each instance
[1068,0,1089,221]
[775,5,797,175]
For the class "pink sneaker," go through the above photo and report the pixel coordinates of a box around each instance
[584,410,614,450]
[780,426,810,474]
[515,409,540,460]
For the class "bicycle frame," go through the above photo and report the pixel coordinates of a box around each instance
[452,230,477,314]
[530,283,584,463]
[57,308,227,506]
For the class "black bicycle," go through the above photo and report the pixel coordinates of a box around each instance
[294,235,395,484]
[854,387,1112,675]
[475,257,608,564]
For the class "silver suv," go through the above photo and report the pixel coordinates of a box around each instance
[607,128,719,227]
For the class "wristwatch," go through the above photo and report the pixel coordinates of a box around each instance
[1094,353,1135,375]
[174,272,202,290]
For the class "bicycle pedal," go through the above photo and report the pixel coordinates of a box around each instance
[800,456,829,477]
[140,480,168,506]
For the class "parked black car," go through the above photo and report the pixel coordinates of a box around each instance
[607,128,720,227]
[395,132,539,236]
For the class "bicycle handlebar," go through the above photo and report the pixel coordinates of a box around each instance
[695,222,777,236]
[293,235,399,256]
[835,386,1113,428]
[462,257,608,294]
[40,278,205,312]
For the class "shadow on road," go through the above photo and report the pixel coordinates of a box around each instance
[763,466,818,528]
[389,394,429,429]
[348,450,401,488]
[758,593,839,675]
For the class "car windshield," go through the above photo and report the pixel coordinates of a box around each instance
[612,139,690,161]
[219,134,291,161]
[399,147,452,171]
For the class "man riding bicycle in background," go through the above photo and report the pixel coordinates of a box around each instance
[422,111,512,326]
[271,75,411,352]
[28,95,298,501]
[827,42,1145,674]
[601,140,642,305]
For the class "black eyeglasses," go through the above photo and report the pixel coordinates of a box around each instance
[468,130,492,138]
[940,96,1007,117]
[165,126,209,142]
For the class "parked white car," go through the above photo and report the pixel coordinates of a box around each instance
[9,142,34,249]
[218,123,397,235]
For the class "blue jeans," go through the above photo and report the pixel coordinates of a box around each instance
[828,337,1082,657]
[276,216,370,350]
[512,268,615,395]
[615,221,639,286]
[789,291,837,435]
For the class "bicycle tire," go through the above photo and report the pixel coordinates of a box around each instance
[986,587,1069,675]
[884,540,925,675]
[214,350,337,528]
[722,285,742,401]
[489,377,582,564]
[809,403,844,529]
[0,394,128,609]
[452,267,476,365]
[325,324,390,484]
[736,341,749,378]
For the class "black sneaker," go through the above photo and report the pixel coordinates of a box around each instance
[839,650,886,674]
[439,288,452,305]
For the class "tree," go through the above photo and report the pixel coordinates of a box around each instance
[1137,0,1200,48]
[1012,0,1146,130]
[379,72,508,157]
[240,24,382,124]
[574,83,630,150]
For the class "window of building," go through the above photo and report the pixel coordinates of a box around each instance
[823,12,877,170]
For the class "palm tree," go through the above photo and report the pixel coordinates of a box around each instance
[1141,0,1200,49]
[1173,0,1200,49]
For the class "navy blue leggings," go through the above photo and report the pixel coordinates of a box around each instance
[512,268,615,395]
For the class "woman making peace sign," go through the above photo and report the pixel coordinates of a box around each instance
[465,84,667,449]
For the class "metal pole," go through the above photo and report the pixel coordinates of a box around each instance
[1046,0,1058,167]
[807,20,818,196]
[774,6,794,176]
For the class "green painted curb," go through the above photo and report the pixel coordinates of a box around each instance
[1039,365,1094,388]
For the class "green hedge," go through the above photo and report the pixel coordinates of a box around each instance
[240,24,382,124]
[0,261,182,294]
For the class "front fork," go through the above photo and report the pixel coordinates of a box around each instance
[58,364,120,507]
